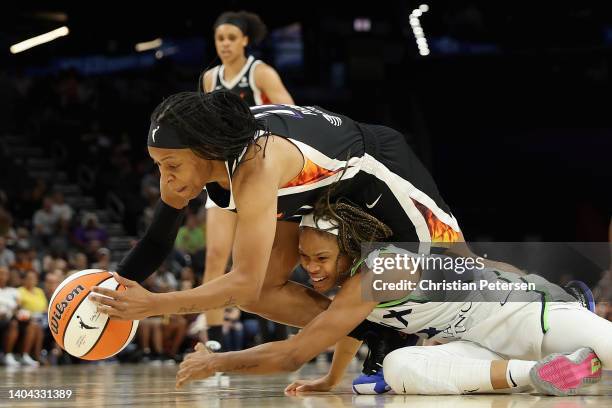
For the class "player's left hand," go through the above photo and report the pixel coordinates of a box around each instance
[90,273,156,320]
[176,342,217,388]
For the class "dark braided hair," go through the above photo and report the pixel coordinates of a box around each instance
[150,90,267,161]
[310,195,393,262]
[214,11,268,45]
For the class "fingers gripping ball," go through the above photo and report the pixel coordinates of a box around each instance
[47,269,139,360]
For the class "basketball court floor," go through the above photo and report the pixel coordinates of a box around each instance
[1,362,610,407]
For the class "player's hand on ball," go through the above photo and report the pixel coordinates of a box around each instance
[176,342,217,389]
[90,273,156,320]
[284,375,337,395]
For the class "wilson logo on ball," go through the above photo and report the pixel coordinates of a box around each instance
[49,284,85,335]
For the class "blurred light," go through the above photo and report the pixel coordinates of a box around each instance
[155,50,164,59]
[409,5,430,57]
[10,26,69,54]
[353,18,372,32]
[135,38,162,52]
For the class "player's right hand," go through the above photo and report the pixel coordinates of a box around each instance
[284,375,337,395]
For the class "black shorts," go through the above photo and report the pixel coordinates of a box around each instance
[340,123,462,243]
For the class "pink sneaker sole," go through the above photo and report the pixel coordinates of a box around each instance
[530,347,602,396]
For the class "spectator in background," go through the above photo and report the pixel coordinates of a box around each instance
[162,314,187,363]
[30,179,48,212]
[180,267,197,289]
[0,266,20,366]
[136,275,164,363]
[41,270,66,364]
[14,227,32,252]
[32,196,59,248]
[138,273,185,364]
[51,191,73,253]
[43,271,61,299]
[92,247,117,271]
[73,213,108,261]
[13,244,37,275]
[137,317,164,364]
[186,313,208,346]
[8,268,21,288]
[0,205,17,246]
[42,251,68,278]
[0,236,15,268]
[51,191,73,224]
[223,307,245,351]
[138,176,160,237]
[18,270,48,364]
[69,251,89,273]
[175,212,206,273]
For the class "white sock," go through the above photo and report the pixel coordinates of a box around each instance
[506,360,536,388]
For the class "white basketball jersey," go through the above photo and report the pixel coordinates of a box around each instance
[362,246,576,342]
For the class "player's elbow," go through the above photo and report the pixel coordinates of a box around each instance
[232,274,264,305]
[281,349,308,372]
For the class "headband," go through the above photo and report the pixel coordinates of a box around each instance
[299,213,339,236]
[214,17,247,35]
[147,121,189,149]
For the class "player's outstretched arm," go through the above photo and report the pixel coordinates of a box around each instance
[175,274,376,388]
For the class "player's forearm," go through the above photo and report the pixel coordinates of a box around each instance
[240,281,332,328]
[118,200,185,282]
[210,340,299,375]
[155,271,257,315]
[327,337,363,384]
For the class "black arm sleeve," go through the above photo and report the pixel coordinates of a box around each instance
[116,199,186,283]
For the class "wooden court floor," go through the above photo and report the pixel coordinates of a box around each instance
[1,362,610,407]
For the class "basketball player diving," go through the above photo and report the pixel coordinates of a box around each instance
[174,198,611,397]
[88,89,465,386]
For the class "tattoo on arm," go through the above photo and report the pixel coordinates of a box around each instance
[177,296,236,314]
[222,296,236,307]
[178,304,198,313]
[230,363,259,371]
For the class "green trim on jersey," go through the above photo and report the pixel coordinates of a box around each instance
[349,245,426,308]
[376,293,429,309]
[519,277,551,333]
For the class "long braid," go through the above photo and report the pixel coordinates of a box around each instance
[312,196,392,261]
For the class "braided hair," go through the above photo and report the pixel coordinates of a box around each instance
[150,90,267,161]
[214,11,268,45]
[310,195,393,262]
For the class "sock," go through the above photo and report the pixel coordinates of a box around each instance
[506,360,536,388]
[208,325,224,348]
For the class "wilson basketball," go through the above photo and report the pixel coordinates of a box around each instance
[47,269,139,360]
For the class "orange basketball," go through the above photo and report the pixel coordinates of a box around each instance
[47,269,139,360]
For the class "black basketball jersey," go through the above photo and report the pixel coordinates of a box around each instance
[205,104,462,243]
[207,55,269,106]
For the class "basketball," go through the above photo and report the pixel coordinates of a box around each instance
[47,269,139,360]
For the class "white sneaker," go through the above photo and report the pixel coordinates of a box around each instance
[4,353,20,367]
[21,354,40,367]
